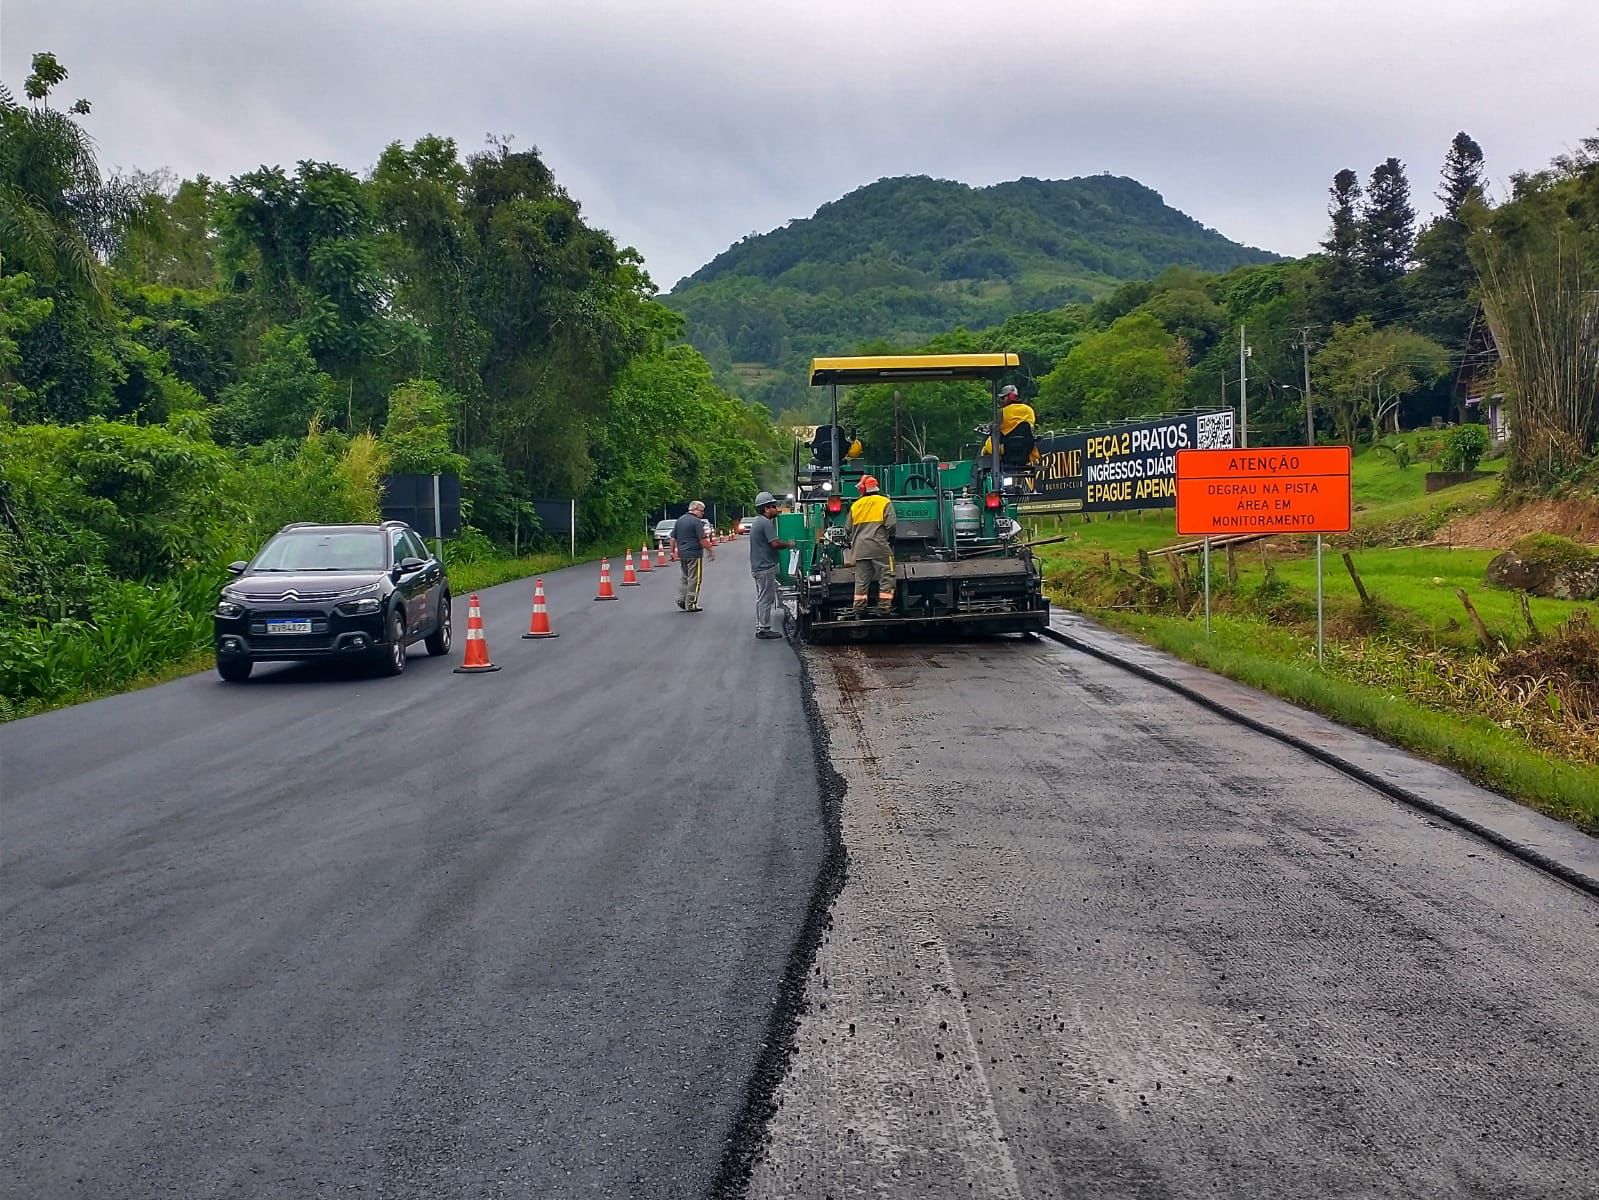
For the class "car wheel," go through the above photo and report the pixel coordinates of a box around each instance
[424,593,452,656]
[217,657,253,683]
[376,610,407,677]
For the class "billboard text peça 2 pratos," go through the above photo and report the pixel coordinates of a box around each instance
[1017,410,1235,515]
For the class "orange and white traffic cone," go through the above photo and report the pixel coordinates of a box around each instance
[521,578,559,639]
[620,549,640,586]
[655,544,667,568]
[637,542,652,573]
[453,594,501,672]
[594,558,619,601]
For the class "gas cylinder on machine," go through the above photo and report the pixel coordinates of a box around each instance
[952,492,982,540]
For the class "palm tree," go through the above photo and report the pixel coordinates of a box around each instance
[0,53,140,308]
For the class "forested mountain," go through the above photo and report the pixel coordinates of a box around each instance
[665,174,1279,413]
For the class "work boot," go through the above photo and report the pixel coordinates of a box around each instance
[847,605,866,620]
[756,629,783,640]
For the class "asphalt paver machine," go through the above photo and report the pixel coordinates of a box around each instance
[778,353,1049,641]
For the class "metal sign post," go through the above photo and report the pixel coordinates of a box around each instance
[1316,535,1325,667]
[570,499,576,560]
[1203,537,1212,633]
[431,473,444,562]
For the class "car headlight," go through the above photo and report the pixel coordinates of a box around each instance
[215,600,244,618]
[337,597,383,616]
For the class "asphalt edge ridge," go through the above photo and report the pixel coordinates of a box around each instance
[707,615,850,1199]
[1042,625,1599,904]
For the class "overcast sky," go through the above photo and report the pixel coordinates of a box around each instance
[4,0,1595,290]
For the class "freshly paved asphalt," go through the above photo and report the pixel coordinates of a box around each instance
[1,552,823,1199]
[751,635,1599,1198]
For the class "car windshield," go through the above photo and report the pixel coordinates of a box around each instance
[253,530,387,572]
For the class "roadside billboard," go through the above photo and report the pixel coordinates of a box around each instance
[381,473,462,538]
[1016,410,1235,514]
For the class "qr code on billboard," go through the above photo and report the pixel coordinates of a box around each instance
[1197,411,1234,450]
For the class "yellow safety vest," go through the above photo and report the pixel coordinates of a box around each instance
[849,493,890,523]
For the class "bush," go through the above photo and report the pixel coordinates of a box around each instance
[1511,533,1596,570]
[1,420,387,714]
[1437,423,1491,472]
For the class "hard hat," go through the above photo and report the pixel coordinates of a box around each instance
[1000,384,1019,398]
[753,491,778,507]
[859,475,880,493]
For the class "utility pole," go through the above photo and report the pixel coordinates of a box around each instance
[1238,324,1250,448]
[1299,327,1314,445]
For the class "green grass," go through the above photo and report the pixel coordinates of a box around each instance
[1104,612,1599,831]
[1270,546,1586,650]
[1026,442,1597,828]
[448,540,633,595]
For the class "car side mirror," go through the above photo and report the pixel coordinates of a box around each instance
[398,556,426,576]
[226,561,248,575]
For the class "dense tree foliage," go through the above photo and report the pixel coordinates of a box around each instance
[0,53,778,712]
[1467,134,1599,488]
[1406,133,1485,348]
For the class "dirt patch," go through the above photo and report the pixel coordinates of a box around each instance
[1434,497,1599,549]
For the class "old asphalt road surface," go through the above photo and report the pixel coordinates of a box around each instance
[750,634,1599,1199]
[1,552,824,1199]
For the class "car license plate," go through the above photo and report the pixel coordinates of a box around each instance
[266,619,313,635]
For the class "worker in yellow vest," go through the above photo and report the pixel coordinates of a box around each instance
[981,384,1041,464]
[845,475,896,618]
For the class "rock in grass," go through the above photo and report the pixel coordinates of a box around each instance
[1486,534,1599,600]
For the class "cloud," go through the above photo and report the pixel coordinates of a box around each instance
[4,0,1594,289]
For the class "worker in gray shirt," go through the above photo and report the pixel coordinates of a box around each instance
[748,491,793,639]
[671,500,715,611]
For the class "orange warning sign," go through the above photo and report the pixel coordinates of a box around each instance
[1175,447,1352,536]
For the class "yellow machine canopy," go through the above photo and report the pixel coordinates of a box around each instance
[808,353,1020,386]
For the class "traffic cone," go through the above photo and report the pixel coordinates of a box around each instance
[594,558,619,601]
[655,545,668,568]
[521,578,559,639]
[620,549,640,586]
[453,594,501,672]
[637,542,652,573]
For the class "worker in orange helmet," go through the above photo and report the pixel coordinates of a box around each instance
[845,474,896,618]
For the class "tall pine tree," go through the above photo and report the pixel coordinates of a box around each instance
[1316,169,1365,325]
[1406,132,1485,347]
[1358,157,1417,321]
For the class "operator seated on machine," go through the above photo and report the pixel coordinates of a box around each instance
[981,385,1042,468]
[845,474,896,619]
[810,425,865,469]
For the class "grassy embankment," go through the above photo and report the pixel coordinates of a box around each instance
[1031,437,1599,830]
